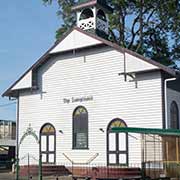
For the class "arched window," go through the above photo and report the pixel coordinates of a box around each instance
[170,101,179,129]
[97,9,107,21]
[107,119,128,166]
[73,106,88,149]
[40,123,56,164]
[79,8,94,20]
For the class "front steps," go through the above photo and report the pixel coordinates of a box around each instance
[20,165,142,179]
[20,165,71,177]
[72,167,142,179]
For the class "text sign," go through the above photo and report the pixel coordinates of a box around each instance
[63,96,93,104]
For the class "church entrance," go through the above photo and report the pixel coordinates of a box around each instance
[107,119,128,166]
[40,123,56,164]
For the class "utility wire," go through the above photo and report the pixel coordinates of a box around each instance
[0,102,16,108]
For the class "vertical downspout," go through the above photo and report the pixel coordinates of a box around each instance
[14,95,20,180]
[16,96,19,159]
[164,78,176,128]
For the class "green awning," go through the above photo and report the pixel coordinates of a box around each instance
[111,127,180,136]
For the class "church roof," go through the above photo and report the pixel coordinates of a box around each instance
[2,27,178,97]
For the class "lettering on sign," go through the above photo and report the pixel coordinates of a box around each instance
[63,96,93,104]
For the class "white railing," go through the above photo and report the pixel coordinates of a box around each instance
[78,17,95,31]
[62,153,99,165]
[97,18,108,34]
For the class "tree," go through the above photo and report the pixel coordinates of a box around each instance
[42,0,180,67]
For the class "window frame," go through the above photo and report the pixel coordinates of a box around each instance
[72,106,89,150]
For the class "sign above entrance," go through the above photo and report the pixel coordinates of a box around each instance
[63,96,93,104]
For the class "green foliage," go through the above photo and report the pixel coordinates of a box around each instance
[42,0,180,67]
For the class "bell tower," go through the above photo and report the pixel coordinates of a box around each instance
[72,0,113,38]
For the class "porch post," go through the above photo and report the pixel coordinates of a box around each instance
[16,156,19,180]
[38,153,42,180]
[176,137,179,162]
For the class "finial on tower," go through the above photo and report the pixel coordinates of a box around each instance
[72,0,113,38]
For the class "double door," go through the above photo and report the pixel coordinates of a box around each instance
[41,134,55,164]
[107,132,128,166]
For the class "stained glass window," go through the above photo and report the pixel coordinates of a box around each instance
[170,101,179,129]
[41,124,55,135]
[73,106,88,149]
[109,119,127,130]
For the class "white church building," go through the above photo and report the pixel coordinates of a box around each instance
[2,0,180,178]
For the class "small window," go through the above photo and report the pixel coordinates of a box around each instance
[73,106,88,149]
[170,101,179,129]
[80,8,94,20]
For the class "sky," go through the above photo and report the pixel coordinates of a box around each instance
[0,1,61,121]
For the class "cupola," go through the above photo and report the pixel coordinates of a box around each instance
[72,0,113,38]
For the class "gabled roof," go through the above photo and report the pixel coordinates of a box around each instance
[72,0,113,13]
[2,27,178,97]
[50,28,103,54]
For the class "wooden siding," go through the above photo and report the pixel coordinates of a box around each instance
[12,70,32,90]
[50,29,102,54]
[18,46,163,166]
[125,53,158,73]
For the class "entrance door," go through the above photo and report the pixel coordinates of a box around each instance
[107,119,128,166]
[40,123,56,164]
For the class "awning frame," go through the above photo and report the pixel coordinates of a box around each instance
[111,127,180,136]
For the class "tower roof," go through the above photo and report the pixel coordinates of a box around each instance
[72,0,113,13]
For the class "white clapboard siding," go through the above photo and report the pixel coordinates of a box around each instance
[18,46,163,166]
[167,88,180,128]
[12,70,32,90]
[50,29,102,54]
[125,53,158,73]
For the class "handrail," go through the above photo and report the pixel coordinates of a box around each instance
[62,153,74,164]
[87,153,99,164]
[62,153,99,165]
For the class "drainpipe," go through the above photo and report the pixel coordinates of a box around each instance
[16,96,20,180]
[15,97,19,160]
[164,77,176,129]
